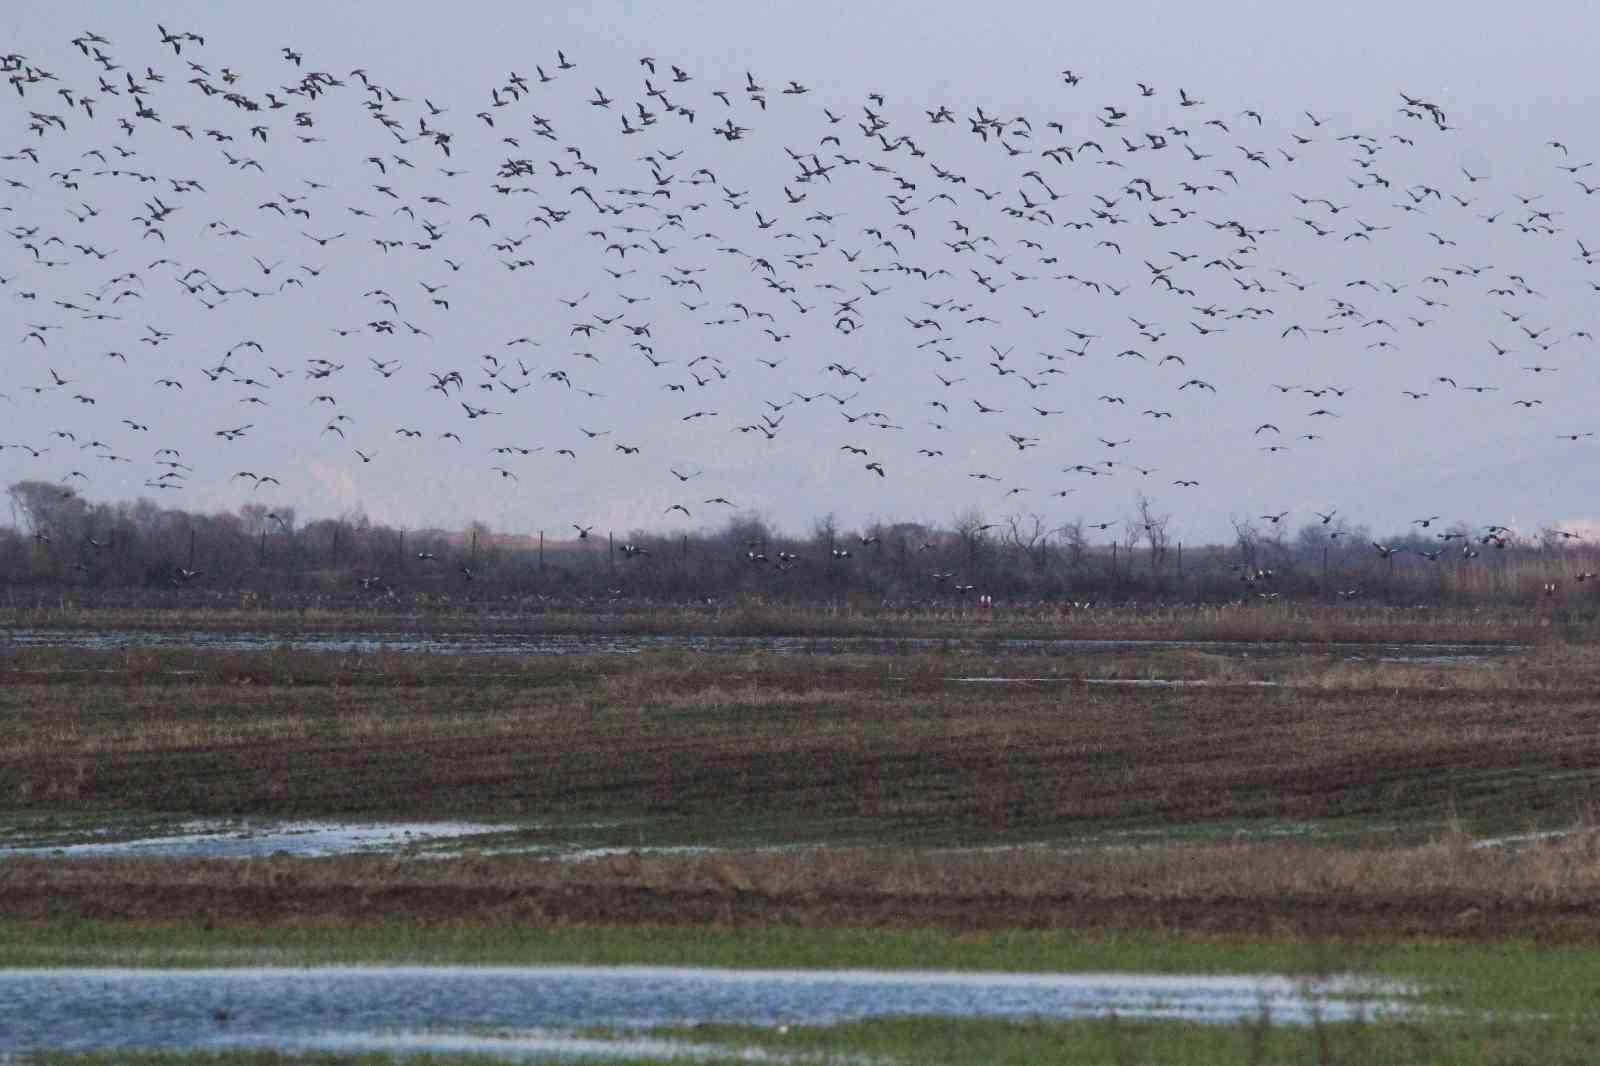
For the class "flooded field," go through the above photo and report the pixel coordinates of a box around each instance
[0,818,513,859]
[0,632,1591,1060]
[0,625,1517,662]
[0,965,1408,1054]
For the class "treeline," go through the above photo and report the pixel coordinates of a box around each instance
[3,480,1598,605]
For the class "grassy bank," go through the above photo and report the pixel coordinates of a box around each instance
[30,1014,1600,1066]
[27,1018,1600,1066]
[647,1014,1600,1066]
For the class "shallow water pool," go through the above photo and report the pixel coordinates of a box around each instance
[0,965,1411,1053]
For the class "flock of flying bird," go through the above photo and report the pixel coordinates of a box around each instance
[2,22,1598,572]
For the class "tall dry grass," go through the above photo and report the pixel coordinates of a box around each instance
[7,829,1600,908]
[3,595,1596,643]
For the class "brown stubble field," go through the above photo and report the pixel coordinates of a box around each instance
[5,638,1600,938]
[0,595,1589,644]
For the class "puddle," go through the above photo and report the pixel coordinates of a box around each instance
[0,965,1413,1053]
[1085,823,1336,846]
[1473,828,1576,849]
[0,819,511,859]
[1084,677,1281,687]
[946,677,1282,687]
[227,1029,799,1062]
[546,844,724,863]
[0,819,749,863]
[1,627,1517,662]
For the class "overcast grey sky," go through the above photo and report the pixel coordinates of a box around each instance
[3,0,1598,544]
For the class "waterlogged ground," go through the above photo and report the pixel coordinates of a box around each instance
[0,626,1519,662]
[4,634,1595,1061]
[0,810,1432,859]
[0,964,1410,1055]
[14,824,1578,865]
[0,817,515,859]
[4,640,1589,859]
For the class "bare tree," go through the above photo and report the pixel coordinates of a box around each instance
[467,519,493,567]
[1119,519,1141,565]
[1056,519,1088,572]
[1230,515,1260,570]
[1537,525,1576,552]
[720,511,773,549]
[952,507,990,576]
[8,480,85,539]
[1257,520,1293,574]
[1133,494,1170,576]
[238,503,271,538]
[1003,512,1053,572]
[811,511,838,554]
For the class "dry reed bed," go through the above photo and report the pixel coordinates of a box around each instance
[3,647,1599,835]
[7,834,1600,937]
[1,598,1588,643]
[1,640,1595,704]
[7,834,1600,902]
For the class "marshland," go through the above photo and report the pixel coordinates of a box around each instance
[8,0,1600,1053]
[7,608,1600,1062]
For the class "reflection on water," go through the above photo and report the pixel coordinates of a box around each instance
[0,819,733,862]
[236,1029,796,1061]
[0,965,1411,1054]
[0,818,510,859]
[1,627,1515,661]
